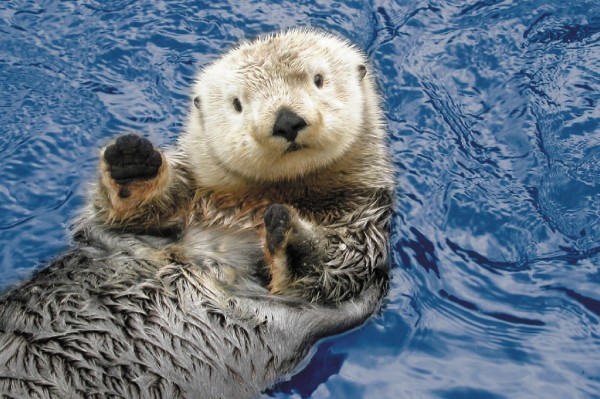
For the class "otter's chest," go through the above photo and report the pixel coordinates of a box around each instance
[191,192,272,231]
[189,189,357,232]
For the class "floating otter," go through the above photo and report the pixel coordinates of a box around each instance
[0,29,393,398]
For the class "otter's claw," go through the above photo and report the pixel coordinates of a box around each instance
[104,133,162,185]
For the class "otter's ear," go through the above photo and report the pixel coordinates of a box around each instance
[193,95,201,109]
[358,64,367,81]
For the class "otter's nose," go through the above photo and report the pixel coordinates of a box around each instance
[272,109,307,142]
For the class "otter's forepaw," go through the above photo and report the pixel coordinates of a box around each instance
[104,133,162,185]
[264,204,292,255]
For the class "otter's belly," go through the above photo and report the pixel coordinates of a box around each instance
[0,245,275,399]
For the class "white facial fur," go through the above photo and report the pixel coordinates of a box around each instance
[181,29,369,185]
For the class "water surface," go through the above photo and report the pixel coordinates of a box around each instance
[0,1,599,398]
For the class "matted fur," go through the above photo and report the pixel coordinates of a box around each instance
[0,29,393,398]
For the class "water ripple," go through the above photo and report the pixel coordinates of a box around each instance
[1,0,599,398]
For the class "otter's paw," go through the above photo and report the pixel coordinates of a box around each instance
[104,133,162,185]
[264,204,292,255]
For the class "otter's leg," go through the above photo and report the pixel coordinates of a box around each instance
[262,192,391,303]
[91,133,194,229]
[99,134,168,218]
[262,204,329,297]
[263,204,320,295]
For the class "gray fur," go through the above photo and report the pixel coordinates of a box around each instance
[0,225,386,398]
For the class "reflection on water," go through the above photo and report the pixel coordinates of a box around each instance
[1,0,599,398]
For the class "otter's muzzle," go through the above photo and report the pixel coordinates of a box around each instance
[272,109,307,142]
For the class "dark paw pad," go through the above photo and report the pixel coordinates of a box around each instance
[264,204,292,255]
[104,133,162,184]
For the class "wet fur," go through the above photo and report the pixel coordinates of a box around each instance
[0,29,393,398]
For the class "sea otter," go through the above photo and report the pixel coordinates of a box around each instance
[0,28,393,398]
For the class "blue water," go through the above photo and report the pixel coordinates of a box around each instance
[1,1,599,398]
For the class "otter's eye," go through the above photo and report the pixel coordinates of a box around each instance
[232,98,242,112]
[313,74,323,88]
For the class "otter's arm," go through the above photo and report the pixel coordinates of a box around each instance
[263,189,392,303]
[90,133,195,231]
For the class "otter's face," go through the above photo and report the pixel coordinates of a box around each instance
[189,30,370,183]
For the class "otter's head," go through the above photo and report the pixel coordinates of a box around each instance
[185,29,373,184]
